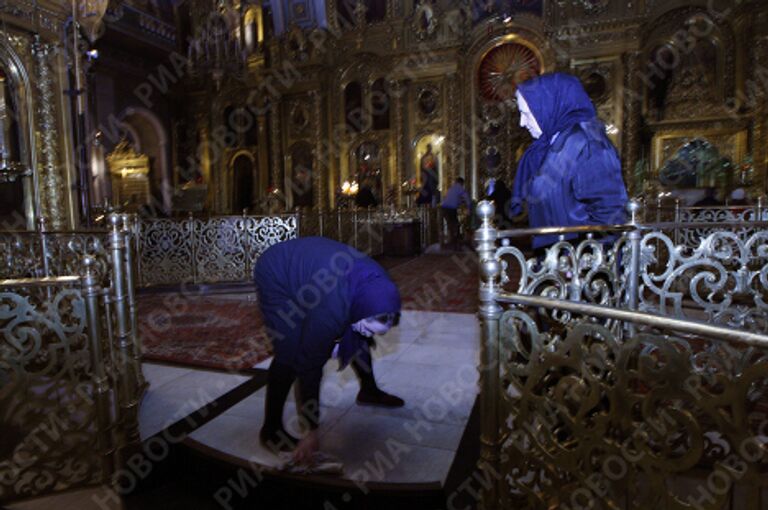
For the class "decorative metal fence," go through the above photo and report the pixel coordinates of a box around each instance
[134,207,441,287]
[0,214,144,503]
[297,206,442,257]
[135,214,298,287]
[475,200,768,510]
[644,199,767,250]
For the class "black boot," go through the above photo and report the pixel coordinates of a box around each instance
[351,347,405,408]
[356,387,405,408]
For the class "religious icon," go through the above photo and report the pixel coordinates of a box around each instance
[417,88,438,118]
[416,143,439,206]
[413,0,437,40]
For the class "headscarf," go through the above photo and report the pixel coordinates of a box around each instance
[509,73,597,216]
[338,259,401,368]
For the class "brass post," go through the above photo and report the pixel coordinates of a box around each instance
[37,217,50,278]
[337,208,342,242]
[121,214,146,393]
[107,212,140,457]
[475,200,502,510]
[367,208,373,254]
[626,200,641,337]
[188,212,198,284]
[83,255,115,480]
[353,209,358,249]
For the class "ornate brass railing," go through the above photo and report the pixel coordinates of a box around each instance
[135,214,298,286]
[645,199,767,250]
[297,206,442,257]
[0,214,144,503]
[475,200,768,510]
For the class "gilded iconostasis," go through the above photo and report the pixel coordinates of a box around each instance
[0,0,766,228]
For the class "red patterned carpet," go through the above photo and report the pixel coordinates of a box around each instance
[388,252,479,314]
[138,295,272,371]
[138,252,480,370]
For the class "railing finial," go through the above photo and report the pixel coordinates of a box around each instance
[477,199,495,229]
[626,199,641,225]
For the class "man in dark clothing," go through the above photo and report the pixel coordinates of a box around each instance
[441,177,471,250]
[355,184,378,208]
[253,237,403,463]
[487,178,513,227]
[694,187,722,207]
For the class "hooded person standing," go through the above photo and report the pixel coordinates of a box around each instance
[508,73,628,249]
[253,237,403,463]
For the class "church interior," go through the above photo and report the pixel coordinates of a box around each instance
[2,1,768,509]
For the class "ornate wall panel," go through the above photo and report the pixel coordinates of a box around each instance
[571,57,623,147]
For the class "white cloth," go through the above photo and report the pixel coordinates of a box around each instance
[278,451,344,475]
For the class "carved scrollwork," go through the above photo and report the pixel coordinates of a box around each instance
[498,313,768,508]
[0,285,101,501]
[637,229,768,333]
[497,236,623,310]
[0,232,111,282]
[137,215,298,286]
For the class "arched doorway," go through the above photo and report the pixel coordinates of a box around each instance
[470,33,547,197]
[232,153,255,212]
[119,107,170,214]
[289,141,314,208]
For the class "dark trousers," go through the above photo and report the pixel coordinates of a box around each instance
[442,207,460,248]
[262,344,377,434]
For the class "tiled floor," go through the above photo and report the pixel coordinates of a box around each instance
[139,362,251,440]
[186,310,480,487]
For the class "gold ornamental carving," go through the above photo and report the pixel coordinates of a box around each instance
[32,36,65,230]
[391,80,405,206]
[312,90,324,210]
[106,140,151,211]
[621,51,642,196]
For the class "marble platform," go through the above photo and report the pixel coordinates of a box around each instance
[139,362,252,440]
[185,310,480,490]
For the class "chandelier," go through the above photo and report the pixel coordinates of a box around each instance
[187,0,246,88]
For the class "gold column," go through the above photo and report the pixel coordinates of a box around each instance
[32,38,66,230]
[392,80,406,207]
[621,50,642,196]
[446,72,460,187]
[754,35,768,196]
[474,200,502,510]
[257,112,270,198]
[270,101,283,197]
[312,90,325,210]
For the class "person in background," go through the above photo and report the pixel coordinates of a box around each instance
[729,188,748,207]
[487,178,513,228]
[694,187,722,207]
[355,181,378,208]
[509,73,628,250]
[441,177,471,250]
[253,237,404,464]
